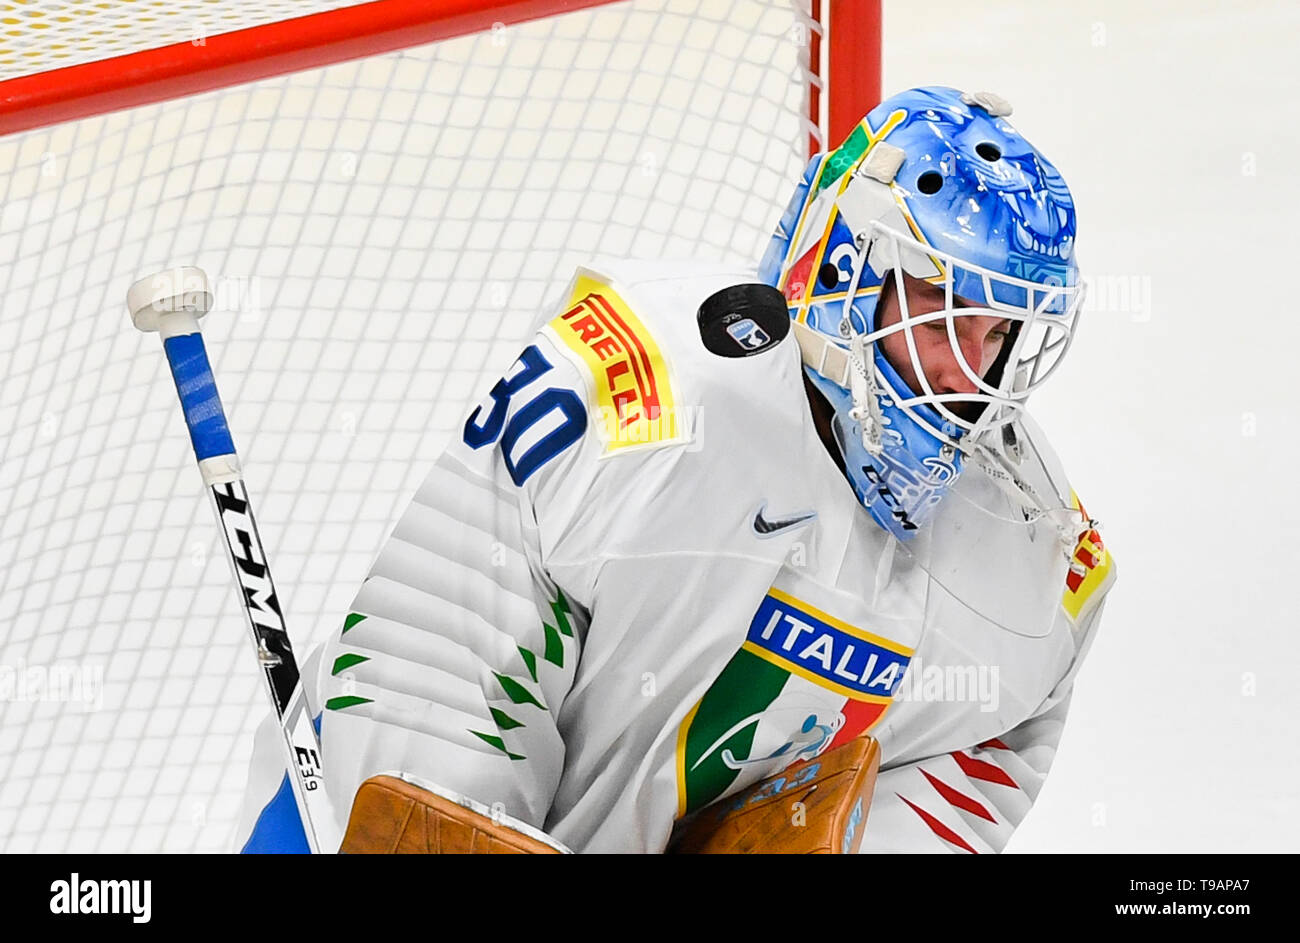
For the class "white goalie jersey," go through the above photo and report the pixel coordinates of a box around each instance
[236,257,1116,854]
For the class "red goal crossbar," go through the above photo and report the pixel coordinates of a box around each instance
[0,0,880,150]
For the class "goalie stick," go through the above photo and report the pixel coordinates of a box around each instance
[128,267,330,853]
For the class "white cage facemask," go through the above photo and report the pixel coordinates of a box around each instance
[854,220,1087,453]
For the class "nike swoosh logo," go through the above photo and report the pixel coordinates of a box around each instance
[752,502,817,538]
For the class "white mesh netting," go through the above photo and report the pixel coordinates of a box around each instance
[0,0,822,851]
[0,0,371,75]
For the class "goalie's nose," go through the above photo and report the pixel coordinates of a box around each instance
[929,334,983,398]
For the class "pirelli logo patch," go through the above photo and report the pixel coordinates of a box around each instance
[544,273,681,451]
[742,588,912,703]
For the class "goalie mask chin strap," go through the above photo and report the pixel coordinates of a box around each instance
[791,317,852,388]
[791,318,886,455]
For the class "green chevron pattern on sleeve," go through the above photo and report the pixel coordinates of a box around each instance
[471,730,526,761]
[550,592,574,638]
[540,591,575,667]
[493,673,545,710]
[331,653,369,675]
[490,707,525,731]
[517,645,538,682]
[325,695,373,711]
[342,612,366,634]
[542,622,564,667]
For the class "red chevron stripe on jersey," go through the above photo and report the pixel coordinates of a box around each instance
[920,769,996,822]
[951,749,1019,788]
[897,794,978,854]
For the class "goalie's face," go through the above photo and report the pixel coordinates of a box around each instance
[874,270,1012,423]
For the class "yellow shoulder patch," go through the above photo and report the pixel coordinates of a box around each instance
[1062,491,1116,624]
[543,271,683,453]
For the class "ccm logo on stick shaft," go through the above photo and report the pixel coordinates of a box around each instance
[128,267,328,852]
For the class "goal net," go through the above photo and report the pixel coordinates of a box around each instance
[0,0,878,852]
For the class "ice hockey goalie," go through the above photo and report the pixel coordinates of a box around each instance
[236,86,1116,854]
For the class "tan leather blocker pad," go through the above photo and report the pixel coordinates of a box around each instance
[340,775,561,854]
[669,733,881,854]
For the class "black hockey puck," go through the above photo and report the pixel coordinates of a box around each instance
[697,283,790,358]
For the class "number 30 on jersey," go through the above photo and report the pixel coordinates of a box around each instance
[462,344,586,486]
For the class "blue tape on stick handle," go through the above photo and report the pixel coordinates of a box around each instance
[163,332,236,461]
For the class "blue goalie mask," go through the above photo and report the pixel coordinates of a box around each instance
[759,86,1085,539]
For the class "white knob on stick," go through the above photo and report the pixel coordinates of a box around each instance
[127,266,214,337]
